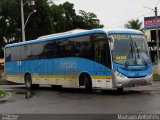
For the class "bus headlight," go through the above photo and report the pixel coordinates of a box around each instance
[113,70,126,78]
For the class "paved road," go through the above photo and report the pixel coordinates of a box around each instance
[0,82,160,114]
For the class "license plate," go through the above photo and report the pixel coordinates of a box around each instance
[135,83,142,87]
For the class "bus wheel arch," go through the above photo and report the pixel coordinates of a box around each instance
[79,72,92,91]
[24,73,32,89]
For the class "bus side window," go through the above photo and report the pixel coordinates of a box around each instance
[10,46,21,61]
[21,45,31,60]
[94,34,111,68]
[95,41,106,63]
[44,41,55,59]
[31,43,44,60]
[63,39,74,57]
[5,48,11,62]
[74,35,93,60]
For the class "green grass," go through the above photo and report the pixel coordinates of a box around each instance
[0,90,5,98]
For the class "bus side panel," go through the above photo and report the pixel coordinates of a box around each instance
[5,62,23,83]
[53,58,79,87]
[43,59,55,85]
[53,58,66,86]
[21,60,31,81]
[94,62,112,89]
[76,58,95,87]
[76,58,112,89]
[30,60,43,84]
[64,58,80,88]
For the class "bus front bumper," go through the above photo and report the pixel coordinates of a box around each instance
[113,73,153,88]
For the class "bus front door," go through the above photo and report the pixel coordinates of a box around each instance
[94,34,112,88]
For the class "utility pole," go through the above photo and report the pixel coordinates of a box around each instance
[21,0,25,42]
[142,5,160,65]
[21,0,35,42]
[155,7,160,64]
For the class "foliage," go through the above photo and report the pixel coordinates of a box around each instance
[78,10,104,29]
[124,19,142,30]
[0,89,5,98]
[0,0,103,58]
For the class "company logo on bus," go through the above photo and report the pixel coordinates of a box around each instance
[59,60,77,70]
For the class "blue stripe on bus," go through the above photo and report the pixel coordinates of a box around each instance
[5,58,112,76]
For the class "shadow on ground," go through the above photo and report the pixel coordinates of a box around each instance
[11,85,145,97]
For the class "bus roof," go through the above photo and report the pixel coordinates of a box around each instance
[5,29,144,48]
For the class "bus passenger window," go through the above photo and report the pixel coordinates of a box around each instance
[11,47,21,61]
[73,35,93,60]
[44,41,55,59]
[94,34,111,68]
[21,45,31,60]
[5,48,11,62]
[31,43,44,59]
[95,41,106,64]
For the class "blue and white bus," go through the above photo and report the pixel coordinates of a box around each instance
[4,29,152,91]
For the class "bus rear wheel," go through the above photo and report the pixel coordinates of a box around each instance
[25,74,32,90]
[84,76,92,92]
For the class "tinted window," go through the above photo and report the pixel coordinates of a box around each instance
[44,39,74,59]
[11,46,21,61]
[31,43,44,59]
[44,41,56,59]
[94,34,111,68]
[44,36,93,59]
[74,35,94,60]
[56,40,64,58]
[21,45,31,60]
[5,48,11,62]
[63,39,74,57]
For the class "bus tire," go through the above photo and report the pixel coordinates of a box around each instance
[84,76,92,92]
[25,74,32,90]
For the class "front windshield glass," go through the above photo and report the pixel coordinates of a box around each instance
[109,34,151,66]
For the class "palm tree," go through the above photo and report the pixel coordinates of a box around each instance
[124,19,142,30]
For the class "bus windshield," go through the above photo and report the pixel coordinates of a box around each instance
[109,34,151,66]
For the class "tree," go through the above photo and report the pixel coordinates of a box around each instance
[124,19,142,30]
[49,2,103,32]
[0,0,103,58]
[25,0,54,40]
[78,10,104,29]
[0,0,21,58]
[50,2,77,32]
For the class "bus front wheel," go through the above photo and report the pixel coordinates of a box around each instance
[25,74,32,90]
[84,76,92,92]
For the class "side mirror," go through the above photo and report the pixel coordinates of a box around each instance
[108,37,114,51]
[108,36,113,42]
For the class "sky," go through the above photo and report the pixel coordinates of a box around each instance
[52,0,160,28]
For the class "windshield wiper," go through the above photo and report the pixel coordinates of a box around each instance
[134,42,148,67]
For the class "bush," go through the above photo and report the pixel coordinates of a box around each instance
[0,90,5,98]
